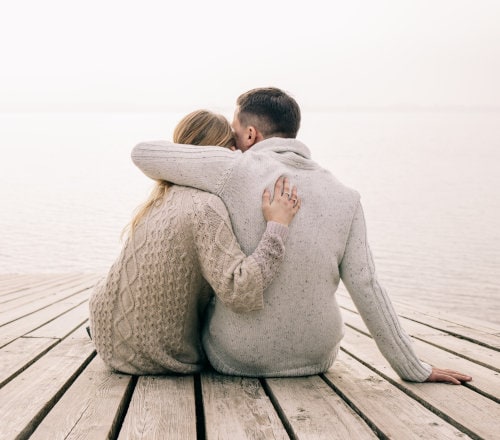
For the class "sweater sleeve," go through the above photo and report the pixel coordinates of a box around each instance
[131,141,240,195]
[193,194,289,313]
[339,201,432,382]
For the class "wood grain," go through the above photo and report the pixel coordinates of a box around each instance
[325,351,472,439]
[265,375,377,439]
[119,375,197,440]
[30,356,134,440]
[202,373,288,440]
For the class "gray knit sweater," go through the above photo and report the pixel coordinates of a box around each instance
[132,138,432,381]
[89,185,289,375]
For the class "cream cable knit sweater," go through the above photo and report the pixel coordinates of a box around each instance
[89,185,289,375]
[132,138,432,381]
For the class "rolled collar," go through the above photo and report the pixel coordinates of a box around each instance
[250,137,311,159]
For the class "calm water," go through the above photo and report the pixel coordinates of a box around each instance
[1,111,499,324]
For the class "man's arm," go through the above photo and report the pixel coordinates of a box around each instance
[131,141,240,195]
[340,202,471,384]
[339,201,433,382]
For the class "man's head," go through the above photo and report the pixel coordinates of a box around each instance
[232,87,301,152]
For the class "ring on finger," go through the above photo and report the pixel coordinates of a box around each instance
[283,192,290,197]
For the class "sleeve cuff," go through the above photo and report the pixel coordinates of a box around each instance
[266,221,289,242]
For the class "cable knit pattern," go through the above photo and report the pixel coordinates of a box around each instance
[132,137,433,381]
[89,185,288,375]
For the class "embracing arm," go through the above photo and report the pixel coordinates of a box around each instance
[194,177,300,313]
[131,141,240,195]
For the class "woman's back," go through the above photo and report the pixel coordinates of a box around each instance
[90,186,214,374]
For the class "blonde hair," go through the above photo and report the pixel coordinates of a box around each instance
[123,110,234,238]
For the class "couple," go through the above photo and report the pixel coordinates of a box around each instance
[90,87,470,385]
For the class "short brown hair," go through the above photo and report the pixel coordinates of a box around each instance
[236,87,301,138]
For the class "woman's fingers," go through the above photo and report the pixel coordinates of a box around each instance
[281,177,291,198]
[293,197,301,212]
[290,185,298,205]
[274,176,296,203]
[274,176,284,197]
[270,175,300,208]
[262,188,271,207]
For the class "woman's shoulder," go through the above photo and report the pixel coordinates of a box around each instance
[174,186,228,220]
[170,185,224,209]
[172,185,216,200]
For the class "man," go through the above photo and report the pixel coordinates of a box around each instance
[132,87,470,384]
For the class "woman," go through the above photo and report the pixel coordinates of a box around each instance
[89,110,300,375]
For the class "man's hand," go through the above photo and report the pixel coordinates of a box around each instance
[426,367,472,385]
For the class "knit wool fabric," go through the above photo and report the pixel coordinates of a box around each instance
[89,185,289,375]
[132,138,433,381]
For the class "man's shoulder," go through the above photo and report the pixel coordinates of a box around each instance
[291,157,361,203]
[327,172,360,200]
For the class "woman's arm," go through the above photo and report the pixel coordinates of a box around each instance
[132,141,239,195]
[194,177,300,313]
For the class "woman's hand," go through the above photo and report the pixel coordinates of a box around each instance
[262,176,301,226]
[426,367,472,385]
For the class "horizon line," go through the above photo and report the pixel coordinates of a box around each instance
[1,104,500,114]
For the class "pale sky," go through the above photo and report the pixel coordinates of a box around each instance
[1,0,499,112]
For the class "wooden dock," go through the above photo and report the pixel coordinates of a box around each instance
[0,273,499,439]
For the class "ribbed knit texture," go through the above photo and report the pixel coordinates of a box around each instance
[89,186,289,375]
[132,138,432,382]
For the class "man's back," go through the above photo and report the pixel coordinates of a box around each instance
[201,138,360,376]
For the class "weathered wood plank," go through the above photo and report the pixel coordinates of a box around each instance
[338,296,500,372]
[412,339,500,402]
[0,274,53,292]
[336,290,500,353]
[118,375,197,440]
[0,289,90,347]
[324,352,473,439]
[26,301,90,339]
[340,308,500,401]
[337,290,500,349]
[0,273,90,300]
[2,275,498,440]
[0,325,95,440]
[202,373,288,440]
[0,274,37,291]
[413,332,500,372]
[0,303,91,386]
[29,356,134,440]
[341,329,500,439]
[0,275,98,325]
[395,306,500,349]
[0,337,58,387]
[392,296,500,335]
[265,375,377,439]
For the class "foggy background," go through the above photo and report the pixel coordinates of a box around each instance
[1,0,499,112]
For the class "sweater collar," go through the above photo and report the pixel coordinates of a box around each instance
[249,137,311,159]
